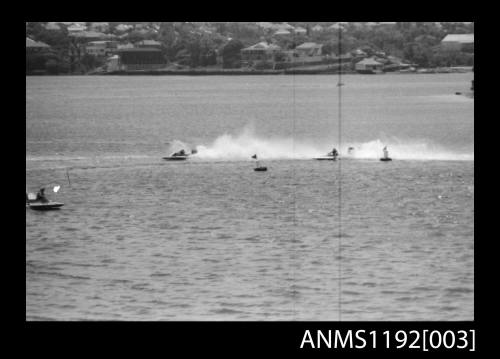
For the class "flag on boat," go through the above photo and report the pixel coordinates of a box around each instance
[251,154,257,159]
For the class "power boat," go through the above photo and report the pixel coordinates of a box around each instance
[162,149,197,161]
[162,153,189,161]
[251,154,267,171]
[314,150,338,161]
[380,147,392,161]
[26,192,64,210]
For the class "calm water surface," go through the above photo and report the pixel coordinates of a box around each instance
[26,74,474,320]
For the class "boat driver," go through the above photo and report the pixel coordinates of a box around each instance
[383,146,389,159]
[36,188,49,203]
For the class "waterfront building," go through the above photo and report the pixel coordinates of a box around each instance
[295,42,323,57]
[136,40,162,49]
[240,42,281,67]
[117,42,134,50]
[355,57,384,74]
[85,41,118,57]
[117,48,165,71]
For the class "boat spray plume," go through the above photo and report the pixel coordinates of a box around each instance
[185,126,474,161]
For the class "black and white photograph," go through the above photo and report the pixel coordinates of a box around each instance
[26,22,474,323]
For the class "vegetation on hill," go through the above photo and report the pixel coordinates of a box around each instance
[26,22,474,74]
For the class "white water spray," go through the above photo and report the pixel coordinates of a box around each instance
[182,127,473,161]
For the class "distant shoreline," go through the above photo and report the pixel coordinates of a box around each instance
[27,69,473,76]
[27,66,473,76]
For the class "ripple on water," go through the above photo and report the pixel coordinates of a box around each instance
[27,145,473,320]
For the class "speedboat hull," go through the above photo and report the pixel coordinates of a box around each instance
[28,202,64,210]
[314,156,337,161]
[163,156,189,161]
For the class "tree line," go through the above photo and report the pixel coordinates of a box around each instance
[26,22,474,74]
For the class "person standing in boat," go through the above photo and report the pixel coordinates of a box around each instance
[383,146,389,159]
[330,148,338,158]
[36,188,49,203]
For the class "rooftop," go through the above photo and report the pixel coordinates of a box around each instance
[118,48,162,53]
[441,34,474,43]
[137,40,162,46]
[26,37,50,48]
[274,29,291,35]
[296,42,322,49]
[242,42,281,51]
[356,57,383,65]
[69,31,110,39]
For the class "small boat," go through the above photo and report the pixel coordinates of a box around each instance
[27,201,64,210]
[162,149,196,161]
[314,149,338,161]
[251,154,267,171]
[380,146,392,161]
[26,187,64,210]
[162,155,189,161]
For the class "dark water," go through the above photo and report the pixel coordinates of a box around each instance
[26,74,473,320]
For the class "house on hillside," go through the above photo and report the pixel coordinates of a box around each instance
[294,26,307,35]
[279,42,325,66]
[274,23,294,31]
[312,24,324,32]
[351,48,367,58]
[117,42,134,50]
[85,41,118,57]
[67,23,87,33]
[375,22,397,27]
[44,22,61,31]
[355,57,384,74]
[273,29,291,38]
[441,34,474,52]
[69,31,110,41]
[26,37,50,53]
[115,24,134,33]
[295,42,323,57]
[240,42,281,67]
[328,23,345,31]
[256,22,274,30]
[135,40,162,49]
[90,22,110,33]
